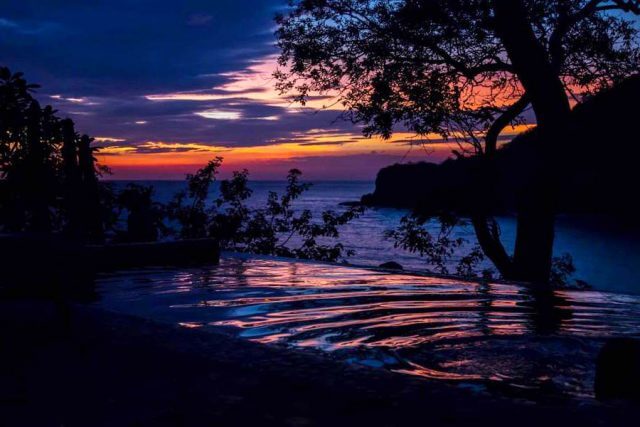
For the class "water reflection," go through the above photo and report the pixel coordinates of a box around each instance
[522,288,572,335]
[95,256,640,399]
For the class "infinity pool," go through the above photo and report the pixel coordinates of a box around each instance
[94,255,640,400]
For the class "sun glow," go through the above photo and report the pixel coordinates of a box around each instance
[96,122,534,179]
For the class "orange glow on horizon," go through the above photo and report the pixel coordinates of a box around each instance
[130,53,541,179]
[96,124,535,179]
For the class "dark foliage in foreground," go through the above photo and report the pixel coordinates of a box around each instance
[385,214,488,279]
[0,66,111,241]
[115,184,169,243]
[0,68,362,264]
[110,159,364,262]
[167,159,364,262]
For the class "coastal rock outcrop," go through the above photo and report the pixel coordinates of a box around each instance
[362,76,640,217]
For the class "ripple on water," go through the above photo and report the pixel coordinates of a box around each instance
[95,256,640,400]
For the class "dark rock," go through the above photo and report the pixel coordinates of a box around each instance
[595,338,640,401]
[379,262,403,270]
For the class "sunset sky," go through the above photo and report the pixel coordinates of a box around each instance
[1,0,530,180]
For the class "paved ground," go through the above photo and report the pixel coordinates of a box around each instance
[1,299,637,426]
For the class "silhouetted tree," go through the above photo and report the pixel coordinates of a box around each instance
[275,0,640,284]
[0,66,111,240]
[60,119,82,237]
[77,134,105,242]
[0,68,38,172]
[24,101,53,231]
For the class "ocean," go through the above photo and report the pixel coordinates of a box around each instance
[110,180,640,295]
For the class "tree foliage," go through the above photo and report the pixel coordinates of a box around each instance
[116,184,168,243]
[276,0,639,153]
[168,159,364,262]
[168,158,224,240]
[275,0,640,283]
[385,214,488,278]
[0,66,110,239]
[0,68,362,263]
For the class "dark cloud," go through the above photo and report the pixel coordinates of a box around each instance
[1,0,370,153]
[1,0,440,179]
[1,0,283,95]
[54,92,357,149]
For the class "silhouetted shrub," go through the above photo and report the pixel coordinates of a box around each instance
[116,184,168,243]
[168,159,364,262]
[167,158,223,240]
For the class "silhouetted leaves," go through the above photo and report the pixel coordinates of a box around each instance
[116,184,168,243]
[168,159,364,262]
[275,0,639,283]
[386,214,487,278]
[0,66,108,239]
[167,158,223,239]
[276,1,639,148]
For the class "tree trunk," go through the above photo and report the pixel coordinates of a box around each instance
[471,94,530,280]
[25,101,51,233]
[493,0,571,284]
[78,134,104,243]
[61,119,82,238]
[471,214,514,278]
[512,181,557,283]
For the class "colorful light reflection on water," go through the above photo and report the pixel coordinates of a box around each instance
[94,256,640,399]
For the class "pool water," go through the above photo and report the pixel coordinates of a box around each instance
[94,255,640,400]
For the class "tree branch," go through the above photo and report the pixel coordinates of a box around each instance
[471,215,514,278]
[550,0,640,69]
[485,94,530,156]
